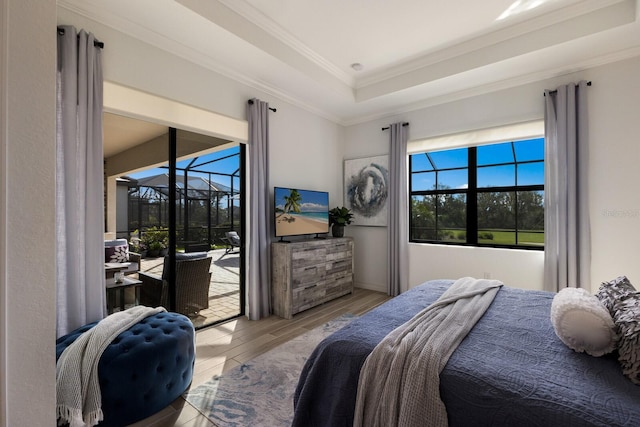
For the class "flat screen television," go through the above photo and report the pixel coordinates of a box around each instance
[274,187,329,239]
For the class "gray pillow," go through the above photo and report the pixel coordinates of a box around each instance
[613,292,640,384]
[595,276,636,314]
[596,276,640,384]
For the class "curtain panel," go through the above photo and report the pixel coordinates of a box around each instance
[388,122,409,296]
[247,99,272,320]
[56,26,105,337]
[543,81,590,292]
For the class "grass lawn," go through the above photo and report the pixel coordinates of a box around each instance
[479,230,544,246]
[438,229,544,246]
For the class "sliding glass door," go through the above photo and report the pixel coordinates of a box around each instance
[169,129,245,328]
[105,113,244,328]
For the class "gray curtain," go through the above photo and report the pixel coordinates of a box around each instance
[56,26,105,337]
[543,81,590,292]
[247,99,272,320]
[387,122,409,296]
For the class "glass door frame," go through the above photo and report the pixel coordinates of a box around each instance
[165,127,246,321]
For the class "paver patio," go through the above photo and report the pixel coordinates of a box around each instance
[138,248,241,328]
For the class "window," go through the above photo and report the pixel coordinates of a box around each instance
[409,138,544,249]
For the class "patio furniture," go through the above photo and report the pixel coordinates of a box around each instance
[138,252,212,316]
[55,311,195,427]
[104,238,141,276]
[106,276,143,314]
[222,231,241,253]
[184,241,210,253]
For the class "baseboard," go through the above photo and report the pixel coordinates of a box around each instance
[354,281,386,293]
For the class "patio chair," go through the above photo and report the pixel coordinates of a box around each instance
[222,231,241,254]
[104,238,141,276]
[138,252,212,316]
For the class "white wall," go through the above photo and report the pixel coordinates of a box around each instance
[1,4,6,423]
[0,3,634,424]
[345,56,640,294]
[58,7,345,216]
[268,101,345,207]
[116,184,129,237]
[1,0,57,425]
[76,0,639,295]
[588,56,640,290]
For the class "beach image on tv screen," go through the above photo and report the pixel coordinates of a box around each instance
[274,188,329,237]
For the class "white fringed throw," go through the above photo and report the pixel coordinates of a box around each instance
[56,306,166,427]
[353,277,503,427]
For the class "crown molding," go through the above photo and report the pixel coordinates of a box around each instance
[356,0,629,88]
[343,45,640,127]
[354,0,636,101]
[57,0,640,127]
[57,0,344,124]
[176,0,353,98]
[217,0,353,86]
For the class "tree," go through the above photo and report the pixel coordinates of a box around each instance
[411,196,436,240]
[477,191,515,230]
[283,189,302,216]
[437,193,466,231]
[517,191,544,231]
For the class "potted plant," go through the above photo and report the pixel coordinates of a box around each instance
[329,206,354,237]
[147,241,163,257]
[141,227,169,257]
[128,236,147,258]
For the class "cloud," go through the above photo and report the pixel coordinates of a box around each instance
[301,202,327,212]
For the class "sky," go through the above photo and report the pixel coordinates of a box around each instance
[274,187,329,212]
[411,138,544,190]
[128,138,543,197]
[130,145,241,189]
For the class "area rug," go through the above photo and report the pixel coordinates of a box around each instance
[184,314,357,427]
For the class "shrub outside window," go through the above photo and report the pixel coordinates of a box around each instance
[409,138,544,249]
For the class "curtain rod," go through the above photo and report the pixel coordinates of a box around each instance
[57,27,104,49]
[545,81,591,96]
[382,122,409,131]
[248,99,276,112]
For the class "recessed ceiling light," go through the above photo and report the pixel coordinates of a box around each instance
[351,63,364,71]
[498,0,550,20]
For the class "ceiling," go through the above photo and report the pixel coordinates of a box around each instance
[102,113,168,157]
[61,0,639,127]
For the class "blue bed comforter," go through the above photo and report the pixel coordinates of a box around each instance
[292,280,640,427]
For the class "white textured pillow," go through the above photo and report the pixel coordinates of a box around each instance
[550,287,619,357]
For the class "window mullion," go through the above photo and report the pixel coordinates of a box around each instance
[409,137,544,249]
[467,147,477,244]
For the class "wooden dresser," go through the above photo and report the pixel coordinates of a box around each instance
[271,237,354,319]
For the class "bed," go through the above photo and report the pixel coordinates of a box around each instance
[292,280,640,427]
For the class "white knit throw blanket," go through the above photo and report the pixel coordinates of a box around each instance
[353,277,503,427]
[56,306,166,427]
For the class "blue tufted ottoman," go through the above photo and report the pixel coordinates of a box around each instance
[56,311,195,427]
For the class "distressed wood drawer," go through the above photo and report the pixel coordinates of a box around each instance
[271,237,354,319]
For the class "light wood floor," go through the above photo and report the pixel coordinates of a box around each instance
[130,287,391,427]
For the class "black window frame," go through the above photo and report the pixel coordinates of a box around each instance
[409,139,544,250]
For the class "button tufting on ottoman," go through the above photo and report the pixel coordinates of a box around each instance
[56,311,195,427]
